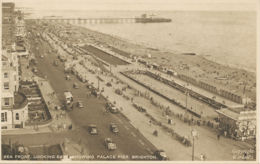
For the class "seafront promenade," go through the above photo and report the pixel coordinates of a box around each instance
[2,10,256,161]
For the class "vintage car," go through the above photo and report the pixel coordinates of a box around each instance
[88,124,98,135]
[110,123,119,134]
[104,138,117,150]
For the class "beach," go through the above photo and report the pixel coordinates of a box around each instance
[73,25,256,101]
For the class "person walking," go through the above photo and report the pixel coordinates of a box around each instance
[217,133,220,140]
[149,120,152,126]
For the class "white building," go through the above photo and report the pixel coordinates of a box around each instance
[1,50,28,129]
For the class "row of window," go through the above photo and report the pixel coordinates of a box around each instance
[1,112,20,122]
[3,73,17,79]
[2,75,17,90]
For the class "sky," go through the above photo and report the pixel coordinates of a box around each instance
[3,0,258,11]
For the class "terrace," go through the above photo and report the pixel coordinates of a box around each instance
[13,92,28,109]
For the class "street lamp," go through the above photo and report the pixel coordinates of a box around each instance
[97,67,101,90]
[191,129,198,161]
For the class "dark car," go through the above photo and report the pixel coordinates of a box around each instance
[154,150,168,160]
[110,123,119,134]
[106,103,119,114]
[88,124,98,135]
[53,60,58,66]
[104,138,117,150]
[77,101,84,108]
[106,82,112,87]
[73,83,79,89]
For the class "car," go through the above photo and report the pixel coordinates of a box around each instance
[104,138,117,150]
[109,106,119,114]
[106,82,112,87]
[65,75,70,80]
[154,150,168,160]
[32,67,38,73]
[105,103,119,114]
[110,123,119,134]
[77,101,84,108]
[73,83,79,89]
[86,84,93,89]
[88,124,98,135]
[53,60,58,66]
[91,89,100,97]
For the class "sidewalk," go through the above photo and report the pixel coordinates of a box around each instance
[2,126,51,135]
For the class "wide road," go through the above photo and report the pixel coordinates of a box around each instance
[26,24,158,160]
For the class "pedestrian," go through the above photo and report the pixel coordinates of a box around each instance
[224,131,227,137]
[200,154,204,161]
[217,133,220,140]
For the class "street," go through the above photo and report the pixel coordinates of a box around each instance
[22,27,158,159]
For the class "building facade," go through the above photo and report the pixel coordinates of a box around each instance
[1,3,29,129]
[216,107,256,140]
[2,2,15,48]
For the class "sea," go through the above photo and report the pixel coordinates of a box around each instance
[35,10,256,72]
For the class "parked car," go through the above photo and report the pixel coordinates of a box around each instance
[115,89,122,95]
[73,83,79,89]
[77,101,84,108]
[110,123,119,134]
[65,75,70,80]
[88,124,98,135]
[86,84,93,89]
[106,103,119,114]
[104,138,117,150]
[106,82,112,87]
[91,89,100,97]
[32,67,38,73]
[53,60,58,66]
[154,150,168,160]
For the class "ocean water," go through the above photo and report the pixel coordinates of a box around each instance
[36,10,256,72]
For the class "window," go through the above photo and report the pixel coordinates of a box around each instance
[4,98,9,106]
[1,112,7,122]
[4,72,8,78]
[4,82,9,90]
[16,113,19,120]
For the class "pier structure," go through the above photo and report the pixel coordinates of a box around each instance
[29,18,136,24]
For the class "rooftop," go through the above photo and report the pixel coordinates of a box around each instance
[216,107,256,121]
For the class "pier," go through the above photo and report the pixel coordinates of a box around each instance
[28,18,136,24]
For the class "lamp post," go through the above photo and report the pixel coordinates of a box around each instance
[97,67,101,90]
[191,129,198,161]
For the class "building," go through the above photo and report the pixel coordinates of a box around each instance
[2,2,15,48]
[216,107,256,140]
[1,50,28,129]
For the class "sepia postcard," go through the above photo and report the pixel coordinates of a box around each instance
[0,0,259,163]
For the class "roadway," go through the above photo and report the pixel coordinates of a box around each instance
[23,23,158,160]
